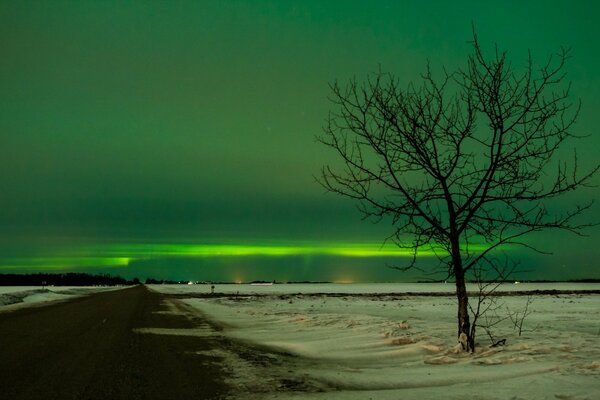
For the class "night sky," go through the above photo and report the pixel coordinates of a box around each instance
[1,1,598,282]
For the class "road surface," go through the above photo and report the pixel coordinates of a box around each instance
[0,285,230,399]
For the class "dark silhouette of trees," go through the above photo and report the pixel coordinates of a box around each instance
[318,31,598,351]
[0,272,134,286]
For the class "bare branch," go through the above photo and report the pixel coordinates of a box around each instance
[318,28,598,351]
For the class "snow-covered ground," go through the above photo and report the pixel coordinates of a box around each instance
[150,283,600,399]
[0,286,125,310]
[152,281,600,295]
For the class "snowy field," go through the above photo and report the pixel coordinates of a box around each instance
[0,286,125,310]
[152,281,600,295]
[150,283,600,399]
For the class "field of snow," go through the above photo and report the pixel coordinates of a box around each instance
[0,286,125,310]
[152,281,600,295]
[150,283,600,399]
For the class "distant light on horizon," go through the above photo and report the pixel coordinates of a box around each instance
[333,279,354,284]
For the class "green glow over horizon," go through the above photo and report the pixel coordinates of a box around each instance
[0,1,597,281]
[0,241,494,271]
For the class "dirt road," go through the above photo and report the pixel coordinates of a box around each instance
[0,285,230,399]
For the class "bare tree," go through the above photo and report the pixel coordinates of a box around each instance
[318,30,598,352]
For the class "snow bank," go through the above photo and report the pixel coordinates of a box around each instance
[0,286,125,310]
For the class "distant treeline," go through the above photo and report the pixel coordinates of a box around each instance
[0,273,139,286]
[417,278,600,284]
[144,278,181,285]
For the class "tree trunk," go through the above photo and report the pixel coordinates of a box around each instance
[452,243,473,352]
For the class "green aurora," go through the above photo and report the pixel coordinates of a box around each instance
[0,1,598,281]
[0,241,496,282]
[0,242,433,273]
